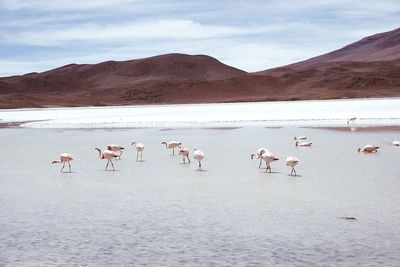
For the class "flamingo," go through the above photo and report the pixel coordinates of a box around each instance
[261,151,279,173]
[95,147,119,170]
[193,148,205,169]
[161,141,182,155]
[131,141,145,161]
[358,145,379,153]
[107,144,125,159]
[347,117,357,125]
[178,148,191,164]
[295,141,312,147]
[392,140,400,146]
[52,153,74,173]
[285,156,299,176]
[250,147,269,168]
[294,136,307,141]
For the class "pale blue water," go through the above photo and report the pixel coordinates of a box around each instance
[1,126,400,266]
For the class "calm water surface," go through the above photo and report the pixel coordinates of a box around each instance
[1,126,400,266]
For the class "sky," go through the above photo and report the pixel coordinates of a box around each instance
[0,0,399,77]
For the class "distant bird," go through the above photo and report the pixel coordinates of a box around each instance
[339,216,357,221]
[347,117,357,124]
[107,144,125,159]
[392,140,400,146]
[161,141,182,155]
[294,136,307,141]
[250,147,269,168]
[131,141,145,161]
[285,156,299,176]
[95,148,119,170]
[358,145,379,153]
[52,153,74,173]
[295,141,312,147]
[261,151,279,173]
[193,148,205,169]
[178,148,191,164]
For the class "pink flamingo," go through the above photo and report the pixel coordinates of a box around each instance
[131,141,145,161]
[95,147,119,170]
[52,153,74,173]
[295,141,312,147]
[161,141,182,155]
[107,144,125,159]
[358,145,379,153]
[250,147,269,168]
[285,156,299,176]
[193,148,205,169]
[261,151,279,173]
[179,148,191,164]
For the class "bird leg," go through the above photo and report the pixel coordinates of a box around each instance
[110,160,115,171]
[183,158,186,164]
[105,160,109,171]
[61,162,65,172]
[172,148,175,155]
[68,162,71,173]
[136,151,139,161]
[140,151,143,161]
[119,150,123,159]
[259,159,262,168]
[187,156,191,163]
[198,161,201,168]
[293,167,296,176]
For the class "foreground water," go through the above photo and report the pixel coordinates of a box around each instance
[1,126,400,266]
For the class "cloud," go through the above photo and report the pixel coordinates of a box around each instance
[3,19,273,46]
[0,0,138,11]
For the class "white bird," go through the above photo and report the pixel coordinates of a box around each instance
[250,147,269,168]
[285,156,299,176]
[295,141,312,147]
[131,141,145,161]
[193,148,205,169]
[358,145,379,153]
[178,148,191,164]
[294,136,307,141]
[161,141,182,155]
[347,117,357,124]
[52,153,74,173]
[95,147,119,170]
[261,151,279,173]
[392,140,400,146]
[107,144,125,159]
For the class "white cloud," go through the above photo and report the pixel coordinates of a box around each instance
[3,19,273,46]
[0,0,138,11]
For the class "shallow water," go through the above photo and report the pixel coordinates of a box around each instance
[1,126,400,266]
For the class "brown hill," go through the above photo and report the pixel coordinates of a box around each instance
[254,27,400,99]
[0,28,400,108]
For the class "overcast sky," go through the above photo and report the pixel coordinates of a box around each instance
[0,0,399,76]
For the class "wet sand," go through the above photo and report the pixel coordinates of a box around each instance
[1,126,400,265]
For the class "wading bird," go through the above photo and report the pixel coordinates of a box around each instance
[95,148,119,170]
[107,144,125,159]
[178,148,191,164]
[52,153,74,173]
[131,141,145,161]
[358,145,379,153]
[294,136,307,141]
[285,156,299,176]
[295,141,312,147]
[347,117,357,124]
[161,141,182,155]
[392,140,400,146]
[193,148,205,169]
[250,147,269,168]
[261,151,279,173]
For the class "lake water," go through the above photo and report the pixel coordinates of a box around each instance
[1,126,400,266]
